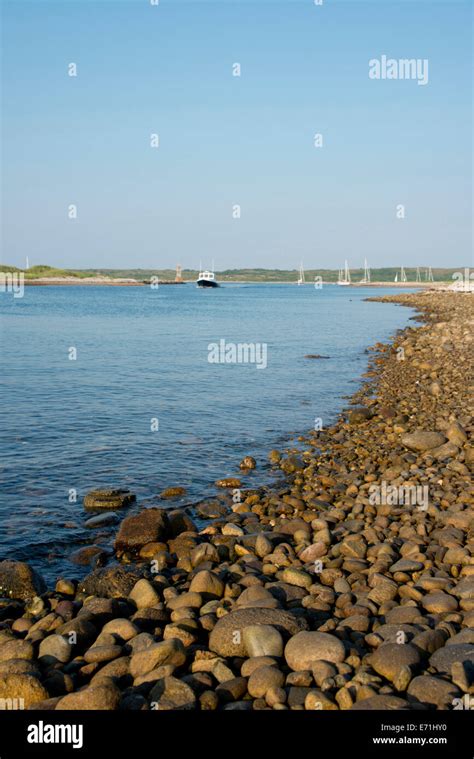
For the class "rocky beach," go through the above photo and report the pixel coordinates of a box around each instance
[0,291,472,712]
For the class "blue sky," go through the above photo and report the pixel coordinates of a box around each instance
[1,0,472,270]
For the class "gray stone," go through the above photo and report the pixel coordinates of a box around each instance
[209,609,308,657]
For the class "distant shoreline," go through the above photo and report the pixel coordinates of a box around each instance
[23,278,446,288]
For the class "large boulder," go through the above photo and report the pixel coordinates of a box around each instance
[115,509,169,556]
[0,561,46,601]
[209,609,308,657]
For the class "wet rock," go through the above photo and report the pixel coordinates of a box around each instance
[347,407,372,424]
[215,478,241,489]
[195,501,230,519]
[84,489,136,510]
[69,546,108,566]
[0,561,46,601]
[160,487,187,499]
[80,566,144,599]
[239,456,256,470]
[285,632,345,671]
[84,513,119,529]
[115,509,170,556]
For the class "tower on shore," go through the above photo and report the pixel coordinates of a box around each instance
[175,264,183,282]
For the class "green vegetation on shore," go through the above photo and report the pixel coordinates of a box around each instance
[1,264,466,283]
[0,264,90,280]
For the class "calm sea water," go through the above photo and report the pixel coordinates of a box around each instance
[0,283,415,583]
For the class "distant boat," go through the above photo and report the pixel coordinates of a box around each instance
[426,266,434,283]
[297,262,305,285]
[197,262,219,288]
[337,260,351,286]
[360,258,370,284]
[394,272,398,283]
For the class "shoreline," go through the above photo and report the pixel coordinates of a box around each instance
[22,279,453,288]
[0,291,472,711]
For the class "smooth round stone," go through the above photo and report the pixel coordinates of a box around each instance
[38,635,72,665]
[280,568,313,589]
[128,579,160,609]
[248,665,285,698]
[422,592,458,614]
[285,631,345,671]
[84,645,123,664]
[430,644,474,675]
[0,639,34,663]
[407,676,461,709]
[209,609,308,657]
[101,618,139,642]
[189,570,225,599]
[241,657,279,677]
[242,625,284,658]
[389,559,424,573]
[370,643,421,682]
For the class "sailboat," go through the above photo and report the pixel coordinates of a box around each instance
[400,266,407,283]
[297,262,305,285]
[415,267,421,283]
[426,266,434,283]
[337,260,351,286]
[360,258,370,284]
[394,272,398,283]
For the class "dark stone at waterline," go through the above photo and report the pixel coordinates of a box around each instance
[79,566,145,599]
[115,508,170,555]
[0,560,46,601]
